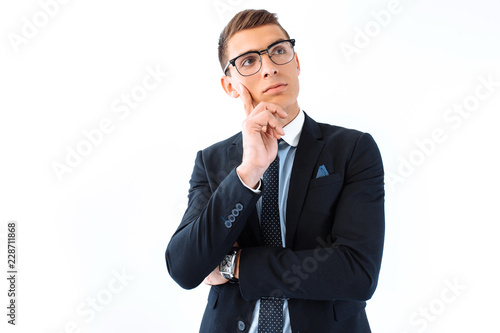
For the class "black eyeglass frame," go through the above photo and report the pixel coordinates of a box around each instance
[223,39,296,76]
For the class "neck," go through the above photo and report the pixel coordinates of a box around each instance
[281,102,300,127]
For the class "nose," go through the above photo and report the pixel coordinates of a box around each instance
[260,52,278,77]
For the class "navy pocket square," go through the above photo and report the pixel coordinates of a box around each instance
[316,165,329,178]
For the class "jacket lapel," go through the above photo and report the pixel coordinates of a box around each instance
[285,113,324,247]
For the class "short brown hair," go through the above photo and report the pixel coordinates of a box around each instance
[218,9,290,75]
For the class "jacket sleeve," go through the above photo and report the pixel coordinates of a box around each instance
[165,149,261,290]
[238,132,385,302]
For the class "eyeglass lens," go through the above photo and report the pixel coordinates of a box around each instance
[235,41,294,76]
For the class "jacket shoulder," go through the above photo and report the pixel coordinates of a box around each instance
[316,121,365,143]
[201,132,241,154]
[191,132,242,182]
[305,116,381,168]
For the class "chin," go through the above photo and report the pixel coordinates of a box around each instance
[261,94,293,107]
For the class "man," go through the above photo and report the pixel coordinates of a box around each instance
[166,9,385,333]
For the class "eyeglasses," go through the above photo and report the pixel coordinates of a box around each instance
[223,39,296,76]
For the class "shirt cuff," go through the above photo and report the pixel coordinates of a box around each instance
[237,171,262,193]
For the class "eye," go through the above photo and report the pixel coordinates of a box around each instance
[238,54,259,68]
[272,46,286,55]
[242,58,255,66]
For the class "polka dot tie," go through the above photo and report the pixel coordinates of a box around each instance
[258,156,284,333]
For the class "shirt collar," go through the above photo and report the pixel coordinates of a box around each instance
[280,110,304,147]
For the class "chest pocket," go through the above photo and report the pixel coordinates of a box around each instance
[308,173,343,189]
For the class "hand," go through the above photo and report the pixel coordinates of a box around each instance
[203,243,241,286]
[236,84,288,188]
[203,266,229,286]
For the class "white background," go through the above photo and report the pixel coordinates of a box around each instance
[1,0,499,332]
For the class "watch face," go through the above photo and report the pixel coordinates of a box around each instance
[220,255,232,273]
[219,251,238,282]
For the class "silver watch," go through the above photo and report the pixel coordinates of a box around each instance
[219,249,239,282]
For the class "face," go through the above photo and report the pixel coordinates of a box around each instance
[221,24,301,116]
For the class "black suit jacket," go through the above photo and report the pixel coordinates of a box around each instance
[166,112,385,333]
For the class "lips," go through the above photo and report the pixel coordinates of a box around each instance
[263,83,287,94]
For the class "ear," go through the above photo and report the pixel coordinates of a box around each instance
[295,53,301,76]
[221,76,240,98]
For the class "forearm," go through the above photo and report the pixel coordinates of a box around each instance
[238,237,382,302]
[166,167,261,289]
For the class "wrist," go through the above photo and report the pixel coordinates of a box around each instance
[237,165,264,189]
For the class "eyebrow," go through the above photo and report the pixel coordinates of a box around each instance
[234,38,287,59]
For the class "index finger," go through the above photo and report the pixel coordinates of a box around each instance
[237,83,255,115]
